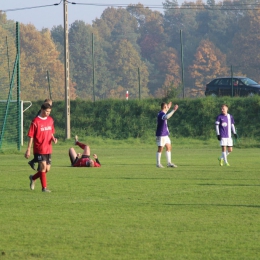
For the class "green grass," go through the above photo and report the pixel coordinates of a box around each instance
[0,138,260,259]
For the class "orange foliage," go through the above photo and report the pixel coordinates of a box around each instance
[20,24,76,101]
[189,39,228,94]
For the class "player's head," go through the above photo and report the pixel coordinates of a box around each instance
[161,102,167,110]
[88,159,95,167]
[40,102,52,117]
[221,104,228,115]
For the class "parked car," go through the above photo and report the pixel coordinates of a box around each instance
[205,76,260,97]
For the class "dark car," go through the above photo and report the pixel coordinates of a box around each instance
[205,77,260,97]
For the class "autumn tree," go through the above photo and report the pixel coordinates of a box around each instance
[127,4,165,59]
[230,9,260,82]
[150,47,181,97]
[0,19,17,100]
[162,1,202,92]
[163,0,200,52]
[109,39,149,98]
[93,7,150,98]
[68,21,93,99]
[50,25,64,62]
[68,20,114,99]
[189,39,227,96]
[20,24,76,100]
[93,7,139,50]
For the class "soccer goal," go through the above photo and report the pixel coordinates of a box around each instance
[0,100,32,151]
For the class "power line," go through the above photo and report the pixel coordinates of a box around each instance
[68,1,260,7]
[1,0,62,12]
[68,1,260,10]
[2,0,260,12]
[67,1,260,11]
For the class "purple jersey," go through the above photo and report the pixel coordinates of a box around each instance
[156,111,169,136]
[215,113,235,138]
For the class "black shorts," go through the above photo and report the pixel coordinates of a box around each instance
[72,155,90,165]
[34,154,52,165]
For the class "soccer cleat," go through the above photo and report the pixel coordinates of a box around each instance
[28,160,36,170]
[157,164,164,168]
[218,157,224,166]
[167,163,178,168]
[225,162,230,166]
[42,188,51,192]
[29,175,35,190]
[74,135,78,145]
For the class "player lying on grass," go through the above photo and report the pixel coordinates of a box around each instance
[69,136,101,167]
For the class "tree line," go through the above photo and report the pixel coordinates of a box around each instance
[1,0,260,101]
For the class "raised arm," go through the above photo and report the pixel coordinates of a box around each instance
[163,104,179,120]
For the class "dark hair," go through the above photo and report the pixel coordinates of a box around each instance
[161,102,167,109]
[221,104,228,108]
[41,102,52,110]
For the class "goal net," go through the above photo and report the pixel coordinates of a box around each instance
[0,22,21,152]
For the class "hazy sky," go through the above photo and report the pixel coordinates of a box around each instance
[1,0,174,30]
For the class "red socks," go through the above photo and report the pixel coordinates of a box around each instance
[33,171,47,189]
[76,141,86,150]
[32,171,41,180]
[40,172,47,189]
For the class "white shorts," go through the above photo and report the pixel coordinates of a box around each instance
[220,138,233,147]
[156,136,171,147]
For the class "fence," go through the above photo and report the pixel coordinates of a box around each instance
[0,22,21,152]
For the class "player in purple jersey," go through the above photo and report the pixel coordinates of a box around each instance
[156,102,179,168]
[215,104,237,166]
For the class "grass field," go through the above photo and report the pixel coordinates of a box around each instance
[0,138,260,259]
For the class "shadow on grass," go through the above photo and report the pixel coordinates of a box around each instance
[164,203,260,208]
[199,183,260,187]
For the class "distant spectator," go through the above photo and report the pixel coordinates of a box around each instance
[233,80,239,86]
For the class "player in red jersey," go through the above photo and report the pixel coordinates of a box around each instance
[28,98,53,171]
[24,102,58,192]
[69,136,101,167]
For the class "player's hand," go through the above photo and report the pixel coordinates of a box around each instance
[234,134,237,139]
[77,153,82,158]
[24,149,30,159]
[173,104,179,111]
[52,136,58,144]
[167,102,172,109]
[217,135,221,141]
[93,154,98,159]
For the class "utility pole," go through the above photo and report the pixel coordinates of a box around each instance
[138,67,141,100]
[64,0,70,139]
[180,30,184,99]
[231,65,233,97]
[92,33,95,102]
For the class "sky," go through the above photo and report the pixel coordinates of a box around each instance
[1,0,175,30]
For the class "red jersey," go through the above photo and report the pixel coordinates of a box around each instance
[73,157,101,167]
[27,116,55,154]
